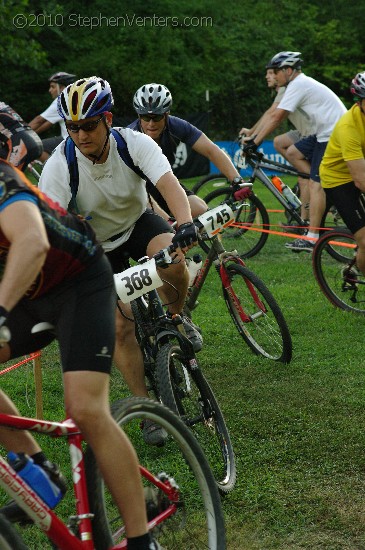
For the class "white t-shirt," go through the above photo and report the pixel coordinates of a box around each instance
[39,127,172,251]
[277,73,347,142]
[41,98,67,138]
[275,87,312,137]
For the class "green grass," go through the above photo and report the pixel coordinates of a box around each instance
[2,174,365,548]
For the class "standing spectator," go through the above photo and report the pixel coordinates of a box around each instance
[129,83,247,219]
[29,72,76,161]
[320,72,365,274]
[0,100,43,170]
[242,51,347,252]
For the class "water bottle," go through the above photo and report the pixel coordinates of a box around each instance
[271,176,301,208]
[8,452,62,508]
[187,254,203,286]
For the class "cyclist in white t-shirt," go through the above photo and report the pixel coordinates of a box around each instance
[39,76,202,446]
[240,68,312,224]
[29,72,76,161]
[242,51,347,252]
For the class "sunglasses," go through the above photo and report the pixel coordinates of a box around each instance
[66,115,105,133]
[139,114,165,122]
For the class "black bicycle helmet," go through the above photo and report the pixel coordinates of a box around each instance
[48,72,76,86]
[350,72,365,99]
[266,51,302,70]
[133,83,172,115]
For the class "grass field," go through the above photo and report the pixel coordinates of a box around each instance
[1,174,365,549]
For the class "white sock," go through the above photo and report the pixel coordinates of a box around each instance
[307,231,319,241]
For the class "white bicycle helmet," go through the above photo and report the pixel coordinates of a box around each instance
[266,51,302,70]
[57,76,114,121]
[133,83,172,115]
[350,72,365,99]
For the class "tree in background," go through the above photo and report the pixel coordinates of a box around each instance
[3,0,365,138]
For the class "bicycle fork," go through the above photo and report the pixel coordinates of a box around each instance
[220,262,267,321]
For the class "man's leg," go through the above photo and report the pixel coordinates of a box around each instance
[64,370,149,539]
[146,232,189,315]
[0,391,41,455]
[354,226,365,274]
[113,303,149,397]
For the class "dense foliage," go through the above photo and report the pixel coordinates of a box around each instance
[2,0,365,138]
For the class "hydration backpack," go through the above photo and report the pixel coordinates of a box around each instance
[64,128,146,213]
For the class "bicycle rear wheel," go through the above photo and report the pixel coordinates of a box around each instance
[85,397,226,549]
[155,342,236,494]
[192,172,228,197]
[222,263,292,363]
[204,187,269,259]
[312,229,365,314]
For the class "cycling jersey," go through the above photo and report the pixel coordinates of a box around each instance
[0,101,43,170]
[320,103,365,188]
[128,115,202,165]
[128,115,202,213]
[0,160,103,297]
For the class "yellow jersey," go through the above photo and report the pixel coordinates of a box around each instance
[320,103,365,188]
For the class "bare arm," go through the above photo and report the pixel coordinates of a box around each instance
[29,115,53,134]
[347,158,365,192]
[192,134,240,181]
[240,101,281,138]
[155,172,193,226]
[247,108,289,146]
[0,201,50,311]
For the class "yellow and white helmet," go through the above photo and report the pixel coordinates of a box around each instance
[57,76,114,121]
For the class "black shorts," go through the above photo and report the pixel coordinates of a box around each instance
[0,129,43,171]
[106,209,173,273]
[324,182,365,234]
[6,255,116,374]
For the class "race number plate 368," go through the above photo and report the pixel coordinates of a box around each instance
[114,259,163,303]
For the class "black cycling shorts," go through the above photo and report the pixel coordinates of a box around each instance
[0,129,43,171]
[6,255,116,374]
[106,209,174,273]
[324,182,365,235]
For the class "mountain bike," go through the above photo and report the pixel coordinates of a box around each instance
[197,149,343,259]
[114,246,236,495]
[0,396,226,549]
[312,228,365,314]
[184,201,292,363]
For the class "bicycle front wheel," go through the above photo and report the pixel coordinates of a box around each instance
[312,229,365,314]
[155,342,236,494]
[222,263,292,362]
[204,187,270,259]
[85,397,226,549]
[192,172,229,197]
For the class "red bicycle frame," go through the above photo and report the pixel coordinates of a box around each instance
[0,413,181,549]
